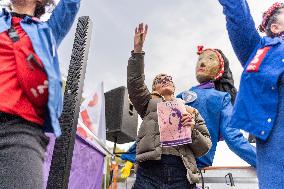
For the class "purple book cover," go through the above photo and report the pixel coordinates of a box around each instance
[157,99,192,147]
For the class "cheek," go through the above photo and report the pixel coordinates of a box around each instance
[170,85,175,92]
[280,19,284,30]
[195,63,200,71]
[154,84,161,92]
[206,62,221,76]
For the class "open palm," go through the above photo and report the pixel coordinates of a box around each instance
[134,23,148,53]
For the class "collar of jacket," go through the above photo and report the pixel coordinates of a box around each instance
[1,8,40,24]
[151,91,166,101]
[261,36,283,47]
[195,81,215,89]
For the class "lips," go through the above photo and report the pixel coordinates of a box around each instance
[198,68,205,72]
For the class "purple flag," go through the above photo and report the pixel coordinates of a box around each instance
[44,133,105,189]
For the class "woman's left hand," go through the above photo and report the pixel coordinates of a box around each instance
[181,113,195,130]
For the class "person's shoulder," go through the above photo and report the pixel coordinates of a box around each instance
[213,90,231,102]
[198,88,226,98]
[261,36,282,46]
[202,89,231,106]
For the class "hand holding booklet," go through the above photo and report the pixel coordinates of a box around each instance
[157,99,192,147]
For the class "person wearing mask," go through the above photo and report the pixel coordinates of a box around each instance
[177,46,256,168]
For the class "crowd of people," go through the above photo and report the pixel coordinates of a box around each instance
[0,0,283,189]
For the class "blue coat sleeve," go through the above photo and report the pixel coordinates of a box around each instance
[218,0,261,67]
[120,143,137,163]
[220,94,257,167]
[47,0,81,46]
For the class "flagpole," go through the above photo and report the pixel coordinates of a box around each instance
[78,119,113,156]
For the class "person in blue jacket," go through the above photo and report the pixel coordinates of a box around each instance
[217,1,284,188]
[177,46,256,168]
[0,0,80,188]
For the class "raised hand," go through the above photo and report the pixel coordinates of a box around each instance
[134,23,148,53]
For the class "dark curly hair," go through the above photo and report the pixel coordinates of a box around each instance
[259,4,284,37]
[10,0,55,18]
[34,0,55,18]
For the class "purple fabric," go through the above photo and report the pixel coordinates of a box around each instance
[43,133,105,189]
[196,81,215,89]
[280,32,284,39]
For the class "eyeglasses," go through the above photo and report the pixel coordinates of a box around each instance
[153,75,173,86]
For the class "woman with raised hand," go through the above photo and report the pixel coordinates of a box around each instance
[0,0,80,188]
[218,1,284,188]
[127,23,212,189]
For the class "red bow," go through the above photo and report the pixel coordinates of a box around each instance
[197,45,204,55]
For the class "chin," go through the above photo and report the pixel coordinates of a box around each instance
[196,75,209,83]
[161,88,174,96]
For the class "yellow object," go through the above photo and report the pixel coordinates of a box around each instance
[121,161,134,179]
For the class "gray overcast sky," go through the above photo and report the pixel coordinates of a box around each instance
[0,1,279,94]
[57,0,278,96]
[0,0,278,165]
[60,0,276,166]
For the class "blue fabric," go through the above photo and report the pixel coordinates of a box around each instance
[0,0,80,137]
[120,143,136,163]
[177,88,256,168]
[219,0,284,140]
[256,74,284,189]
[134,155,196,189]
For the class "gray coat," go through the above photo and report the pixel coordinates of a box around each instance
[127,52,212,183]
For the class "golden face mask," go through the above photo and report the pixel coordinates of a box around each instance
[196,47,225,84]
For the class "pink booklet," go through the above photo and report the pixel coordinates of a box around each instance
[157,99,192,147]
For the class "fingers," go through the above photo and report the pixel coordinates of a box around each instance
[144,24,148,35]
[136,23,148,34]
[182,117,193,125]
[181,113,191,122]
[139,23,143,33]
[181,116,191,125]
[181,113,195,129]
[134,23,148,52]
[183,120,195,129]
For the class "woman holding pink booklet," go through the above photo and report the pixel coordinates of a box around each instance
[127,23,212,189]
